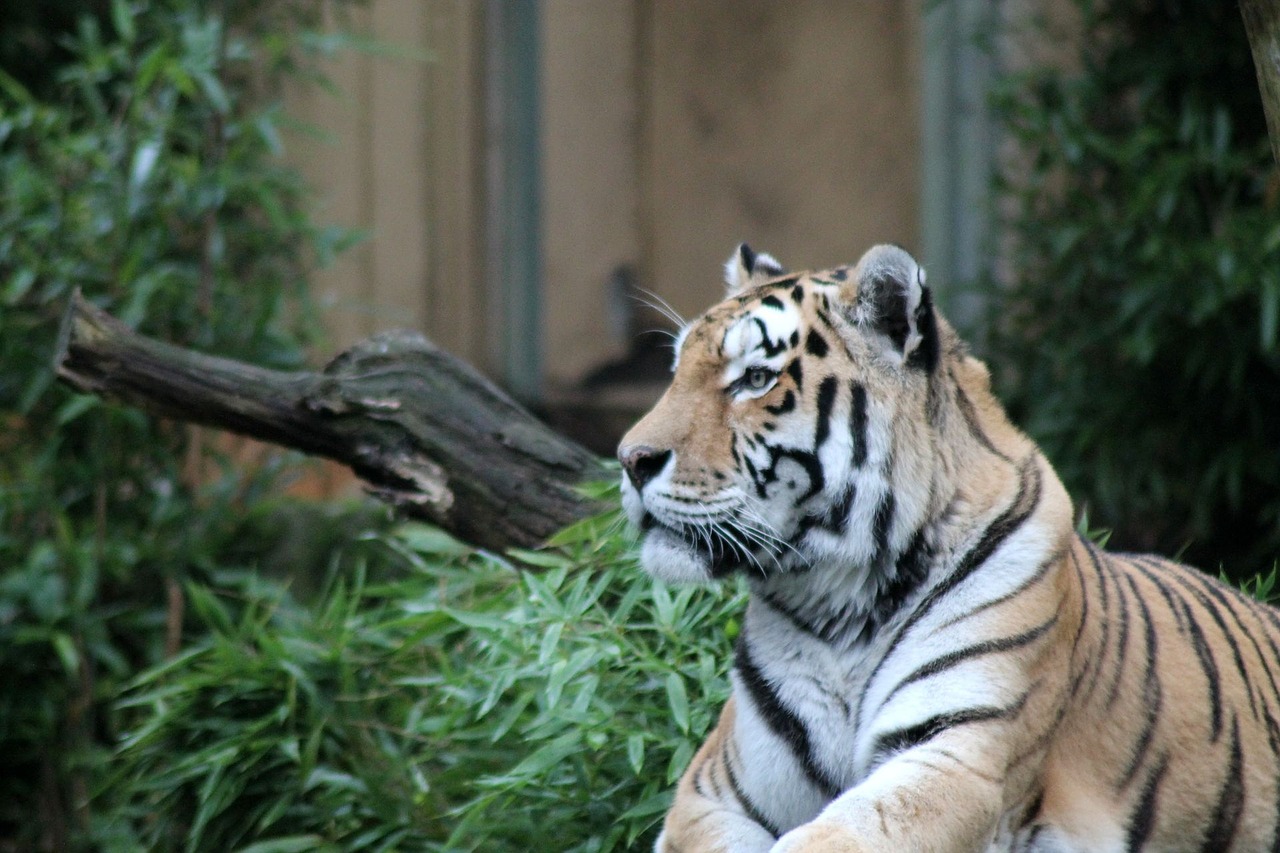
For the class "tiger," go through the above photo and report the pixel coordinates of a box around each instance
[616,243,1280,852]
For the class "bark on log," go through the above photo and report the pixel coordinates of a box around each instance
[54,291,611,553]
[1242,0,1280,166]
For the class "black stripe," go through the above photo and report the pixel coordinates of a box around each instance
[947,547,1060,631]
[1104,564,1133,710]
[869,690,1031,766]
[1183,597,1225,742]
[1175,561,1280,728]
[734,631,839,797]
[765,390,795,416]
[907,285,939,373]
[1126,753,1169,851]
[1066,545,1098,698]
[826,483,856,533]
[1201,715,1245,853]
[814,376,838,448]
[1076,541,1116,705]
[723,741,781,838]
[760,294,784,311]
[952,375,1014,463]
[753,317,787,357]
[1124,555,1187,633]
[797,482,857,538]
[1019,790,1046,830]
[863,457,1043,708]
[1081,540,1112,626]
[761,589,864,646]
[870,491,896,568]
[1272,749,1280,853]
[786,358,803,390]
[865,524,932,637]
[805,330,829,358]
[848,382,869,467]
[1156,560,1262,722]
[762,446,824,504]
[1118,573,1162,790]
[1129,561,1222,741]
[702,757,724,800]
[879,615,1058,711]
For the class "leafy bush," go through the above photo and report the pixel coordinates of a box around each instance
[0,1,360,847]
[107,511,744,852]
[987,0,1280,578]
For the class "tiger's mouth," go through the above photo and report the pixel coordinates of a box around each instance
[640,512,762,578]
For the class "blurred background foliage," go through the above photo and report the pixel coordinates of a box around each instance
[987,0,1280,579]
[1,0,1279,850]
[0,0,367,847]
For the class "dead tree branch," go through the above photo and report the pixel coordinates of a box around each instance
[54,291,610,552]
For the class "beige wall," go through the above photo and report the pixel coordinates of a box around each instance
[285,0,487,369]
[541,0,920,386]
[289,1,920,392]
[641,1,920,325]
[541,1,643,383]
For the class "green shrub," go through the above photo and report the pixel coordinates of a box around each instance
[987,0,1280,578]
[0,1,360,846]
[108,510,744,852]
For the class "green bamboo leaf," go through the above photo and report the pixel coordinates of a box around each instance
[664,672,689,734]
[507,547,574,570]
[234,836,339,853]
[626,734,645,775]
[665,739,694,785]
[51,632,80,677]
[504,731,581,779]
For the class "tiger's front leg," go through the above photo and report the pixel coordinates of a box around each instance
[657,698,781,853]
[769,732,1007,853]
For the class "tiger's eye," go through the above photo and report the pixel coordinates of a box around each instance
[746,368,772,390]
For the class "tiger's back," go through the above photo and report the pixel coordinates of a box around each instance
[617,243,1280,852]
[1034,543,1280,851]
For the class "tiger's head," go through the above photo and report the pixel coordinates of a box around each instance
[618,243,988,587]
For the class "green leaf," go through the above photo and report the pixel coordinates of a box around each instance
[441,607,514,631]
[394,523,471,557]
[51,632,80,677]
[110,0,136,43]
[665,739,694,784]
[505,731,582,779]
[537,621,563,666]
[507,547,575,570]
[53,395,98,426]
[234,837,339,853]
[665,672,689,734]
[626,734,645,775]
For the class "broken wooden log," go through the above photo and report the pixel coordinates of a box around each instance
[54,291,611,553]
[1242,0,1280,166]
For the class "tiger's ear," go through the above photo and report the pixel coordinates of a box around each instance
[843,244,939,371]
[724,243,785,296]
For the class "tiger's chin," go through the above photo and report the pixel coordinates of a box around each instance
[638,529,718,585]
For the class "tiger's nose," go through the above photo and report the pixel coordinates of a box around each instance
[618,444,672,491]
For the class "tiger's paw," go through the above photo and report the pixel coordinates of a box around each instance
[770,821,866,853]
